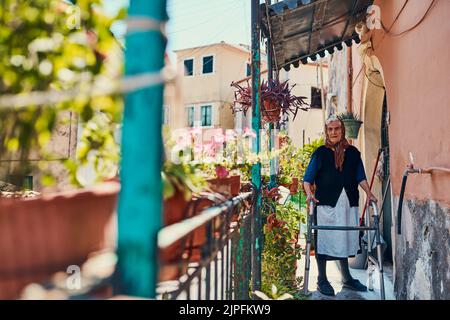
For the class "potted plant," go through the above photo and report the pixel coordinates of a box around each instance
[0,0,123,299]
[337,111,363,139]
[261,202,304,297]
[230,79,309,124]
[160,162,209,280]
[0,180,120,299]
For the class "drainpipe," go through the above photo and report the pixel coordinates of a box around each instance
[396,153,450,234]
[347,46,353,114]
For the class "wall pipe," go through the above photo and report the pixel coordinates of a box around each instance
[397,164,449,235]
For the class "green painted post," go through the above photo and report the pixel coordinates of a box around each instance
[251,0,262,293]
[235,214,251,299]
[115,0,167,298]
[267,34,277,190]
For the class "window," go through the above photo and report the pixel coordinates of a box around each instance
[187,106,195,127]
[246,63,251,77]
[201,105,212,127]
[184,58,194,76]
[202,55,214,74]
[310,87,322,109]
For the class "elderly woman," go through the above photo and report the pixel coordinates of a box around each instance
[303,116,377,296]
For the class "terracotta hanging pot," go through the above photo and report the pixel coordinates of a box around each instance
[262,99,281,124]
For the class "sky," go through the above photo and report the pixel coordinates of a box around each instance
[103,0,252,61]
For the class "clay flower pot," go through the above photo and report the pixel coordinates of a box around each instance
[159,190,191,282]
[262,100,281,124]
[0,181,120,299]
[207,175,241,198]
[289,177,299,195]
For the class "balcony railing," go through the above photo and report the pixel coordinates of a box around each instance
[157,191,255,300]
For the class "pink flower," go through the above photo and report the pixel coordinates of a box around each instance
[194,144,203,153]
[190,127,202,136]
[215,165,229,179]
[213,133,225,144]
[243,127,256,138]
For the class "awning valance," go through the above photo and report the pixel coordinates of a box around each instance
[261,0,374,71]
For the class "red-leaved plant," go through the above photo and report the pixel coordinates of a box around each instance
[230,79,309,123]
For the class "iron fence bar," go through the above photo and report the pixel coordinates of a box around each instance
[198,267,202,300]
[245,210,253,299]
[205,220,212,300]
[213,217,218,300]
[220,211,227,300]
[166,224,242,299]
[158,193,252,249]
[312,226,378,231]
[158,192,255,300]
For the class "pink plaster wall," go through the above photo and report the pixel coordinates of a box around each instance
[365,0,450,205]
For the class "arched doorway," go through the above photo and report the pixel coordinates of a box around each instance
[361,56,393,262]
[380,94,392,262]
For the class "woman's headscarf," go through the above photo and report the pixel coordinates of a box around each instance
[324,116,349,172]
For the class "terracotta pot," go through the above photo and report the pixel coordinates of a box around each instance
[228,175,241,197]
[289,177,299,195]
[207,178,232,197]
[207,175,241,198]
[159,190,191,281]
[262,100,281,123]
[183,198,211,263]
[280,177,299,195]
[0,181,120,299]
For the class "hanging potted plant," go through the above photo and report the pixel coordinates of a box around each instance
[337,111,363,139]
[230,79,309,124]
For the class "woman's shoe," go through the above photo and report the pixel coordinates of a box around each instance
[317,279,335,296]
[343,279,368,292]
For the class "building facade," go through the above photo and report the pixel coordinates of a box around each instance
[164,42,260,132]
[328,0,450,299]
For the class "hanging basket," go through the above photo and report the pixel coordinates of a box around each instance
[342,119,363,139]
[262,99,281,124]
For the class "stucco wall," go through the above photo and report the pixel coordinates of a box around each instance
[0,111,78,192]
[284,64,328,147]
[371,0,450,204]
[344,0,450,299]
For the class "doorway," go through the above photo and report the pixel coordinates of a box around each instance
[380,94,393,262]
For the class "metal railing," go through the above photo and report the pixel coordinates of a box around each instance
[157,191,255,300]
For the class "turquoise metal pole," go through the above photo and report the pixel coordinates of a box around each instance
[251,0,262,292]
[115,0,167,298]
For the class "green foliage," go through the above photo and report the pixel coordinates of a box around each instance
[261,201,305,297]
[297,136,324,183]
[252,284,293,300]
[0,0,123,187]
[337,111,361,122]
[162,162,208,201]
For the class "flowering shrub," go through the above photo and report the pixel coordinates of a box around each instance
[261,201,305,297]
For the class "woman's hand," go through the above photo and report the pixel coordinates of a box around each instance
[306,193,319,205]
[366,192,378,205]
[303,182,319,206]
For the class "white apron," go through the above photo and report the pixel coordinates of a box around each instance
[316,189,359,258]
